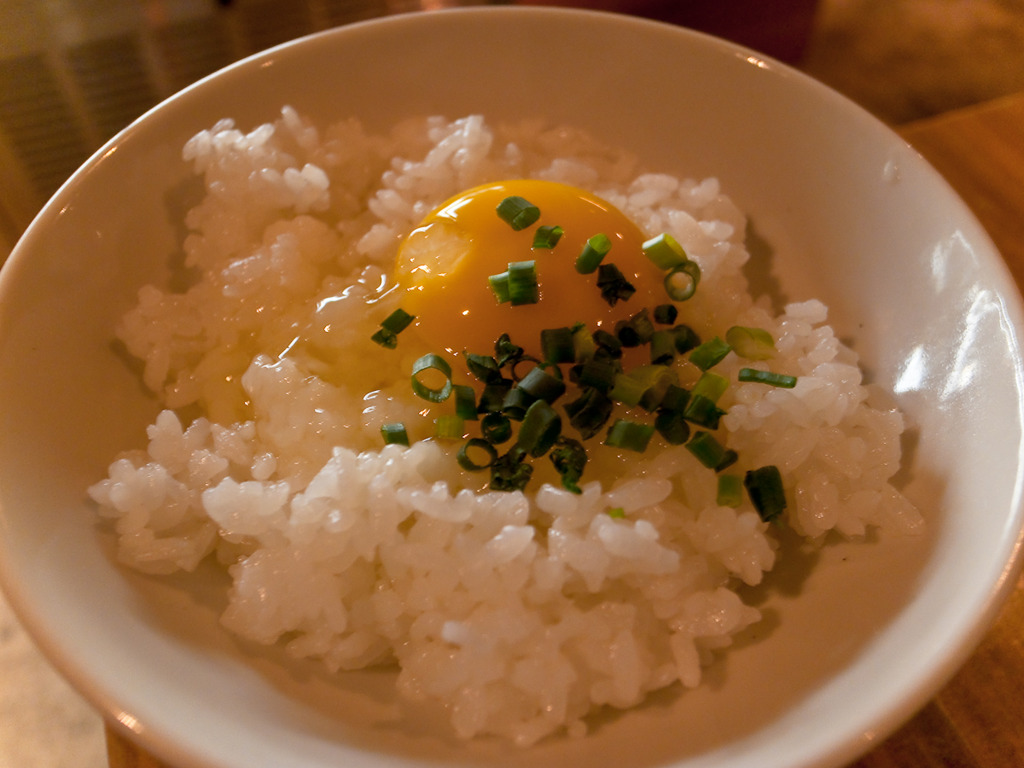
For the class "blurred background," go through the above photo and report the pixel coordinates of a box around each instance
[1,1,1024,766]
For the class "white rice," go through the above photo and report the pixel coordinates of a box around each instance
[88,108,922,745]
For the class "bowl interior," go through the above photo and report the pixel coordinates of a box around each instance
[1,8,1023,768]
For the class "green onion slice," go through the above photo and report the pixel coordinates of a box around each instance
[411,353,453,403]
[745,465,787,522]
[533,224,564,249]
[508,260,540,305]
[664,261,701,301]
[564,387,614,439]
[517,400,562,457]
[457,438,498,471]
[496,195,541,230]
[689,336,732,370]
[653,303,678,325]
[549,436,587,494]
[576,233,613,274]
[596,263,636,306]
[604,419,656,453]
[453,384,478,420]
[517,365,567,404]
[607,507,626,519]
[481,412,513,444]
[692,371,729,403]
[371,328,398,349]
[717,474,743,507]
[643,233,688,269]
[489,446,534,492]
[738,368,798,388]
[380,422,410,446]
[726,326,777,360]
[381,308,415,334]
[488,271,511,303]
[686,430,727,469]
[540,326,576,364]
[435,415,464,440]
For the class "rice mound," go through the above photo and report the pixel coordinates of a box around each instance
[88,108,922,745]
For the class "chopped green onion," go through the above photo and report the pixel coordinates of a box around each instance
[495,334,530,369]
[726,326,777,360]
[672,324,701,354]
[435,414,465,440]
[453,384,478,420]
[571,323,597,362]
[659,384,691,414]
[496,195,540,230]
[508,260,540,305]
[576,233,613,274]
[481,412,513,443]
[717,474,743,507]
[517,400,562,457]
[596,263,636,306]
[549,436,587,494]
[622,308,655,346]
[532,224,564,249]
[653,304,678,325]
[664,261,701,301]
[501,386,534,420]
[517,365,567,404]
[643,233,688,269]
[465,352,502,383]
[745,465,787,522]
[380,422,410,446]
[605,419,656,452]
[411,353,453,403]
[739,368,798,388]
[592,328,623,358]
[635,365,676,411]
[689,336,732,370]
[457,438,498,471]
[540,327,576,364]
[654,408,690,445]
[686,430,727,469]
[683,393,726,429]
[489,446,533,492]
[607,507,626,519]
[692,371,729,403]
[564,387,614,439]
[371,328,398,349]
[478,378,513,413]
[609,372,648,407]
[488,270,511,303]
[576,357,619,393]
[649,329,677,365]
[381,308,415,334]
[717,449,739,471]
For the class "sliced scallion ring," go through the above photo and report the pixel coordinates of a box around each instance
[380,422,410,446]
[726,325,777,360]
[604,419,655,452]
[575,233,613,274]
[411,353,453,403]
[507,260,540,305]
[496,195,540,230]
[533,224,564,249]
[664,261,701,301]
[457,438,498,471]
[643,232,687,269]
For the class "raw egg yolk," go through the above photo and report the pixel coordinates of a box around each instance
[395,179,665,361]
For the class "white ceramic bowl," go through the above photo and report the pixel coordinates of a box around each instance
[2,7,1023,768]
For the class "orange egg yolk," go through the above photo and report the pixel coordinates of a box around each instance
[395,179,665,362]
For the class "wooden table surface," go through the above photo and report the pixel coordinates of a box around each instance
[107,93,1024,768]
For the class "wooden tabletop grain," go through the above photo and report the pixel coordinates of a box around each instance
[106,92,1024,768]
